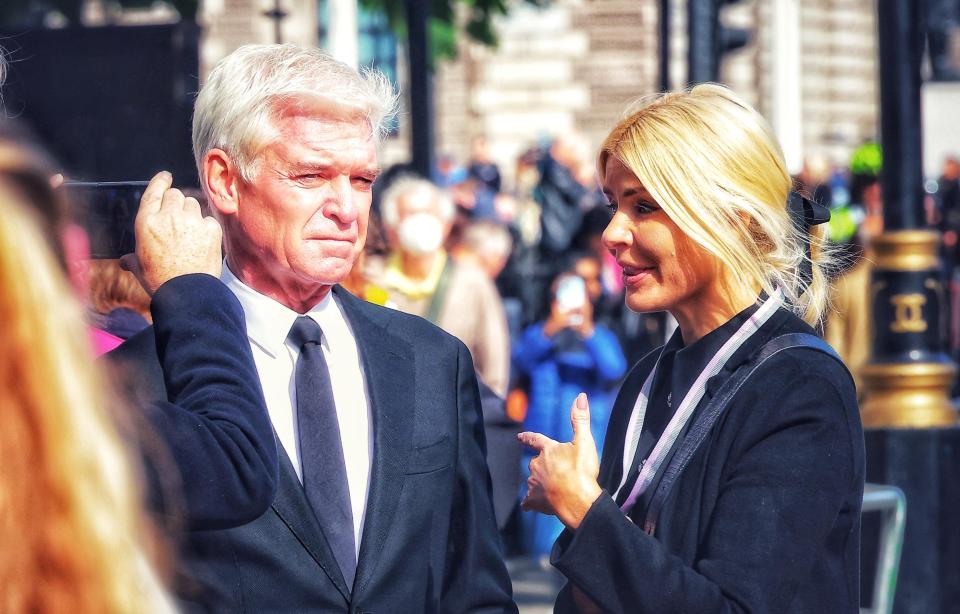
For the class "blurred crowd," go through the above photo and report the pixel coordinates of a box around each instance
[4,44,960,591]
[8,112,960,572]
[795,144,960,395]
[53,119,960,565]
[342,135,960,559]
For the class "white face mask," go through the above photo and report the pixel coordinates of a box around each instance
[398,213,445,255]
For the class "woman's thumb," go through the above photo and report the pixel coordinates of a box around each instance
[571,393,595,448]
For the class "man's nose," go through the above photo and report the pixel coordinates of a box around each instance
[327,175,358,224]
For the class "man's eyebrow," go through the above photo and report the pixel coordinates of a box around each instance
[287,161,381,177]
[288,160,332,173]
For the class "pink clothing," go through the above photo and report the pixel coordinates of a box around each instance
[91,326,123,355]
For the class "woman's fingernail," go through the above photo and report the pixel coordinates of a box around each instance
[576,393,587,410]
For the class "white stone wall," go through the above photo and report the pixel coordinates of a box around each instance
[200,0,318,77]
[432,2,593,183]
[795,0,879,167]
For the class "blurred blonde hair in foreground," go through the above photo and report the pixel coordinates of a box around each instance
[0,165,173,611]
[598,83,834,325]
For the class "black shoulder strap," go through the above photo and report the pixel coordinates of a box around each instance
[641,333,848,535]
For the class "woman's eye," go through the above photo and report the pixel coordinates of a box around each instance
[634,201,657,215]
[605,201,617,212]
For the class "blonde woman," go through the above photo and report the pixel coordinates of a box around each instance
[0,181,174,613]
[519,84,864,613]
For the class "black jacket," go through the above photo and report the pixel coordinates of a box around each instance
[112,284,516,613]
[553,307,865,613]
[110,274,277,530]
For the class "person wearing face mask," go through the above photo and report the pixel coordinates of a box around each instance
[376,175,510,396]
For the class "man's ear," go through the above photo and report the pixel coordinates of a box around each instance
[203,149,242,216]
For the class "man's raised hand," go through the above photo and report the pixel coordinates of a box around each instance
[121,171,223,295]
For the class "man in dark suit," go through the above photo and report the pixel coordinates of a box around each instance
[111,43,515,612]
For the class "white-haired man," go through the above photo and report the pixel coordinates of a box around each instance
[375,176,510,396]
[111,44,516,613]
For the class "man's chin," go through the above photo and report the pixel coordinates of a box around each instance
[294,260,353,287]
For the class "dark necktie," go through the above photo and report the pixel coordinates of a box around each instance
[288,316,356,590]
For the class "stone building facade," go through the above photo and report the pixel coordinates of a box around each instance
[190,0,881,183]
[432,0,880,184]
[198,0,318,75]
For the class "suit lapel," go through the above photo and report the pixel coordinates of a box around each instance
[270,435,352,602]
[333,287,415,593]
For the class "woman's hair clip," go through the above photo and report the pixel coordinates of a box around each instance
[787,192,831,290]
[788,191,831,229]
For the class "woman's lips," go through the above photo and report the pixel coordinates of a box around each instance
[621,264,655,285]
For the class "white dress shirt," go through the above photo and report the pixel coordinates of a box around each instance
[222,265,373,555]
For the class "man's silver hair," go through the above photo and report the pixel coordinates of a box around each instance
[192,44,398,183]
[379,175,455,229]
[0,46,7,89]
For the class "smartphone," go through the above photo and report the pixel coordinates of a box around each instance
[64,181,148,259]
[556,275,587,325]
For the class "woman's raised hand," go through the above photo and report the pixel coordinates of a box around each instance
[518,393,603,530]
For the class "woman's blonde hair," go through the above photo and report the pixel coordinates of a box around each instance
[0,187,173,612]
[598,83,832,325]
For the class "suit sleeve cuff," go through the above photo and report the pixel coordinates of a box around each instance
[550,491,632,579]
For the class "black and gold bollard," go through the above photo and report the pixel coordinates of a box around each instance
[861,231,956,427]
[861,1,960,611]
[860,0,957,427]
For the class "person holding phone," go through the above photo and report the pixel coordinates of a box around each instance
[518,84,864,613]
[513,269,627,562]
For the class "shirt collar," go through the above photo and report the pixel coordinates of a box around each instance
[664,297,765,397]
[221,262,337,358]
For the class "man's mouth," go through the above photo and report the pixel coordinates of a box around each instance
[306,236,356,243]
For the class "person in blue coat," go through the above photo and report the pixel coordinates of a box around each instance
[514,269,626,558]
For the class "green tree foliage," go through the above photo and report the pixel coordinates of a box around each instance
[360,0,547,63]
